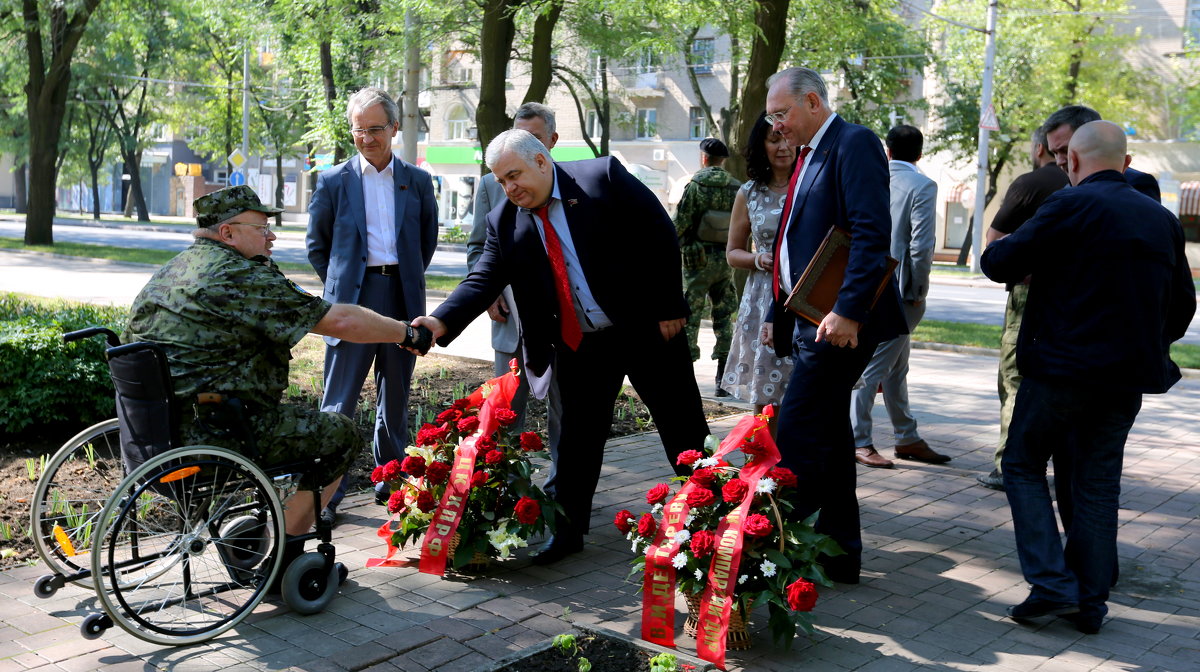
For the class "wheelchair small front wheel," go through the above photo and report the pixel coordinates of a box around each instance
[281,553,339,615]
[80,612,112,640]
[34,574,63,599]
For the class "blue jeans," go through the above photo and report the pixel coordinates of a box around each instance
[1003,377,1141,618]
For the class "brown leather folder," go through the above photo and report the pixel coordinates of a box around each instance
[784,226,899,326]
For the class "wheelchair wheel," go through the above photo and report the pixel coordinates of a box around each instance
[31,418,123,580]
[281,553,341,615]
[91,446,285,646]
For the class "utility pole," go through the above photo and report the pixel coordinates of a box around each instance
[242,44,251,160]
[969,0,999,272]
[403,9,420,164]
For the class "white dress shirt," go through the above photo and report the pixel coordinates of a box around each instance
[779,112,838,293]
[359,154,398,266]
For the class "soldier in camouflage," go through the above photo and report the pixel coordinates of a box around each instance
[125,185,420,539]
[674,138,742,396]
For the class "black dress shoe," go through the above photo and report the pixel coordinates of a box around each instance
[530,534,584,566]
[819,557,860,584]
[374,481,390,506]
[1057,610,1102,634]
[1007,597,1079,622]
[319,507,338,529]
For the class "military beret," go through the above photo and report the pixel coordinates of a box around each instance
[699,137,729,158]
[194,185,283,227]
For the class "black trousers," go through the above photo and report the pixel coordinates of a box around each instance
[551,323,709,535]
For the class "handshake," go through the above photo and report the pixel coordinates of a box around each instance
[397,316,446,356]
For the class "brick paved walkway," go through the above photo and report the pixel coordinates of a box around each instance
[2,349,1198,671]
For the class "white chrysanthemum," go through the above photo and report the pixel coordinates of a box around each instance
[696,457,719,469]
[694,569,703,581]
[755,477,777,495]
[685,513,696,527]
[631,537,643,553]
[651,503,664,515]
[672,529,691,545]
[404,445,436,464]
[486,529,528,558]
[760,560,777,578]
[672,552,688,569]
[738,574,748,585]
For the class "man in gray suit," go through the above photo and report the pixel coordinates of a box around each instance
[850,125,947,468]
[306,87,438,523]
[467,102,563,492]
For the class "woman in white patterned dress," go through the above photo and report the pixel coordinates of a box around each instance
[721,113,796,431]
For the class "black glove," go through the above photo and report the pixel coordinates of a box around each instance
[399,323,434,355]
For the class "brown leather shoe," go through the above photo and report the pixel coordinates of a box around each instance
[854,446,894,468]
[894,439,951,464]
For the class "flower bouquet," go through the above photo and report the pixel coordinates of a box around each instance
[367,361,561,575]
[618,408,841,669]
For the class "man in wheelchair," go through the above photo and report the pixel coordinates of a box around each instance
[123,185,429,579]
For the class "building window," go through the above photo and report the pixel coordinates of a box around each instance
[636,108,657,140]
[689,107,706,140]
[691,38,715,75]
[446,104,470,141]
[585,110,602,139]
[1187,1,1200,47]
[634,49,661,74]
[443,51,473,84]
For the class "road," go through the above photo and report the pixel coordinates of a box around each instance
[3,218,1198,344]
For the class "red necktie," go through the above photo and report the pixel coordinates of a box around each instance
[535,205,584,351]
[772,145,814,299]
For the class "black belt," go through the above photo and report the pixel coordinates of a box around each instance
[366,264,400,276]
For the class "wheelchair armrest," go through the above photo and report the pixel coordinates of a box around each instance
[64,327,121,347]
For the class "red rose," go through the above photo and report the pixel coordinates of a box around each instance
[741,437,767,458]
[435,408,461,425]
[451,397,473,411]
[415,490,436,512]
[425,461,451,485]
[768,467,798,489]
[484,449,504,465]
[721,478,750,503]
[470,470,488,488]
[382,459,405,481]
[786,578,818,612]
[416,423,443,447]
[476,435,497,451]
[457,415,481,434]
[387,490,406,514]
[613,509,635,534]
[686,488,715,508]
[494,408,519,426]
[690,468,717,487]
[646,483,671,505]
[400,456,426,479]
[689,530,716,558]
[743,513,774,537]
[370,465,385,483]
[519,432,544,452]
[636,513,656,538]
[514,496,540,525]
[676,450,704,467]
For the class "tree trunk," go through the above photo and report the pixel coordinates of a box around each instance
[600,54,610,157]
[90,166,101,219]
[477,0,521,156]
[25,122,62,244]
[522,0,563,106]
[14,162,28,214]
[681,26,718,141]
[276,154,285,220]
[319,40,346,164]
[727,0,789,182]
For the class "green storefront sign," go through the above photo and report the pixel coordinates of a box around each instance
[425,145,597,165]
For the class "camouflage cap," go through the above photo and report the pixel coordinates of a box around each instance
[194,185,283,227]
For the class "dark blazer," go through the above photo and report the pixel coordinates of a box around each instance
[770,115,905,356]
[433,156,688,376]
[306,155,438,344]
[1124,167,1160,203]
[981,170,1195,394]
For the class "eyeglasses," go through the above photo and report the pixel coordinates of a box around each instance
[350,124,393,138]
[764,107,791,126]
[230,222,272,237]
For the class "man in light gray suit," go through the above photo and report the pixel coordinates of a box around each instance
[467,102,563,492]
[850,125,948,468]
[307,87,438,523]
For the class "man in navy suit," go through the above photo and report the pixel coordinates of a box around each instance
[1042,105,1160,203]
[982,121,1194,633]
[413,129,709,565]
[763,67,906,584]
[306,87,438,525]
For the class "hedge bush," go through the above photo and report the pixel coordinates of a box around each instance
[0,294,128,435]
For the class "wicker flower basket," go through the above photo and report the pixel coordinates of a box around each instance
[445,532,492,572]
[683,594,753,650]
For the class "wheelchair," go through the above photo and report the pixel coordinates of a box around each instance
[32,327,346,646]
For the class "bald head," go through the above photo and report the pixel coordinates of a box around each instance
[1067,120,1131,186]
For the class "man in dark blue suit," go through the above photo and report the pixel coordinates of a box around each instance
[763,67,906,584]
[306,87,438,524]
[982,121,1194,634]
[413,130,709,565]
[1043,105,1160,202]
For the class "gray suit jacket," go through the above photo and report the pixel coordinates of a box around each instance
[888,160,937,304]
[306,154,438,345]
[467,173,520,353]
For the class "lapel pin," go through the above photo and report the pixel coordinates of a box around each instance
[567,199,578,207]
[400,184,408,190]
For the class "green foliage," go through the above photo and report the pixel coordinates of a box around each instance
[440,224,468,244]
[648,652,680,672]
[0,294,128,435]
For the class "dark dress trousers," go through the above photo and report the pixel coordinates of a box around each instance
[432,156,710,535]
[769,116,906,580]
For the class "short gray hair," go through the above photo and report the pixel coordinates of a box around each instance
[768,67,829,107]
[514,102,556,137]
[485,129,551,171]
[346,87,399,127]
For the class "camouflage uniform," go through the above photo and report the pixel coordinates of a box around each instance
[674,165,741,362]
[124,236,357,488]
